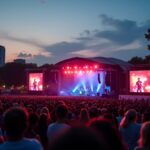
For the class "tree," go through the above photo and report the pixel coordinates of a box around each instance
[128,56,145,64]
[145,28,150,50]
[1,63,26,87]
[144,55,150,63]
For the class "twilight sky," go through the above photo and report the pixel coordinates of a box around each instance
[0,0,150,65]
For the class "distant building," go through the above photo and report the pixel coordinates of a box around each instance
[14,59,26,64]
[0,45,5,67]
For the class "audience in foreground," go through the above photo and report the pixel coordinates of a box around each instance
[89,118,127,150]
[134,121,150,150]
[119,109,141,150]
[0,107,43,150]
[0,96,149,150]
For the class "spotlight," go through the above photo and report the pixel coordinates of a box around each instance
[85,65,88,69]
[74,66,77,69]
[74,70,78,74]
[64,71,67,74]
[94,65,98,69]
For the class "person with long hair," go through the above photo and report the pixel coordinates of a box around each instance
[119,109,140,150]
[79,108,89,124]
[134,121,150,150]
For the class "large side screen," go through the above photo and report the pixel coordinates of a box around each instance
[130,70,150,93]
[29,73,43,91]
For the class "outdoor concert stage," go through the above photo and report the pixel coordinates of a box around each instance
[26,57,150,98]
[27,57,125,97]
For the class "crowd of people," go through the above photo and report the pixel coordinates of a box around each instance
[0,96,150,150]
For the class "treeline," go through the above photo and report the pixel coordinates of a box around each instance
[128,55,150,65]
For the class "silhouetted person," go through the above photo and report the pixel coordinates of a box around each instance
[49,126,109,150]
[134,121,150,150]
[0,107,43,150]
[142,112,150,123]
[33,79,38,91]
[136,78,142,92]
[37,113,49,150]
[47,104,70,143]
[89,118,127,150]
[119,109,140,150]
[79,108,89,124]
[25,112,40,141]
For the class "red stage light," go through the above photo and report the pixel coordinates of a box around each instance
[75,70,78,74]
[79,70,82,74]
[74,66,77,69]
[63,64,98,75]
[85,65,88,69]
[94,65,98,69]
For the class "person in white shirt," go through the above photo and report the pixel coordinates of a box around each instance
[47,104,70,143]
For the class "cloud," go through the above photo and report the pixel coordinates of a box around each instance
[71,49,100,57]
[94,14,147,45]
[0,31,43,47]
[27,54,51,65]
[17,52,32,58]
[43,14,149,62]
[115,40,141,51]
[39,0,47,4]
[44,41,85,52]
[106,49,150,61]
[17,51,52,66]
[2,14,150,65]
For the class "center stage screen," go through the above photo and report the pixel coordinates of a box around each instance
[29,73,43,91]
[130,70,150,93]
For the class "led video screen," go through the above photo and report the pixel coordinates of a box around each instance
[29,73,43,91]
[130,70,150,93]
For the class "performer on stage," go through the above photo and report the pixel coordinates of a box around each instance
[33,79,38,91]
[135,77,142,92]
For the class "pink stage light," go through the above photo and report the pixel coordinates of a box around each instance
[94,65,98,69]
[79,70,82,73]
[63,64,99,75]
[74,66,77,69]
[85,65,88,69]
[74,70,78,74]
